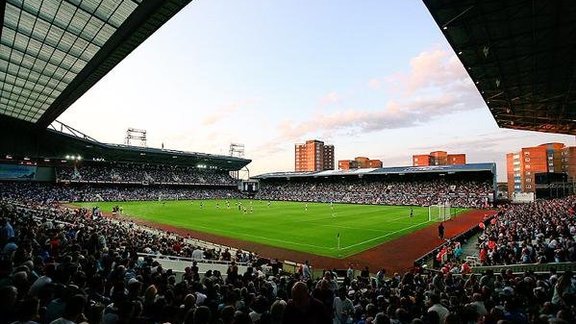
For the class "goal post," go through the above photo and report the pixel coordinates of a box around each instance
[428,203,451,222]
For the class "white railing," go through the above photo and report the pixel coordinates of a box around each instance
[137,252,250,275]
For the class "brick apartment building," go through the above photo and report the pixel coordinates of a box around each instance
[506,142,576,194]
[412,151,466,166]
[294,139,334,171]
[338,156,383,170]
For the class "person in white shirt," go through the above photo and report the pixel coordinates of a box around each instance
[427,294,449,324]
[346,264,354,285]
[192,247,204,260]
[302,261,312,281]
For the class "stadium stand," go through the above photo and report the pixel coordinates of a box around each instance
[0,182,243,202]
[4,138,575,323]
[418,196,576,279]
[477,197,576,265]
[1,0,576,322]
[56,163,237,186]
[2,195,576,323]
[255,166,495,208]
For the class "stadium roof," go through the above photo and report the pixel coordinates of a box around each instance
[0,0,192,127]
[0,118,251,171]
[423,0,576,135]
[253,163,496,179]
[48,131,252,171]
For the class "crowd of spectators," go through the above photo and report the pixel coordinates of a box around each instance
[2,193,576,324]
[0,197,265,323]
[476,196,576,266]
[57,163,236,186]
[0,182,243,203]
[256,179,492,208]
[1,178,576,323]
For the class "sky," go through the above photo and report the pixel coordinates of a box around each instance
[59,0,575,181]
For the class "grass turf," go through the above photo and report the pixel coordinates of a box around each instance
[75,200,467,258]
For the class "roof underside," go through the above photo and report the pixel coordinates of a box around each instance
[423,0,576,135]
[0,0,192,126]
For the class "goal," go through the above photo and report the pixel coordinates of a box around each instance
[428,203,451,222]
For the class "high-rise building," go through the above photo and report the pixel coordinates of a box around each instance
[412,151,466,166]
[506,142,576,193]
[338,156,383,170]
[294,140,335,171]
[323,144,335,170]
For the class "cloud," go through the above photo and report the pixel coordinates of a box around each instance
[407,129,560,154]
[280,47,481,137]
[367,78,382,90]
[409,131,538,159]
[402,48,467,94]
[202,99,254,125]
[319,91,341,105]
[278,88,481,138]
[253,46,486,163]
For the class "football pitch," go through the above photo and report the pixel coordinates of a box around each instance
[75,200,467,258]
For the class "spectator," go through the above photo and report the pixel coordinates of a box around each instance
[283,281,331,324]
[0,180,575,324]
[427,294,449,324]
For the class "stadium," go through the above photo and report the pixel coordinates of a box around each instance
[0,1,575,324]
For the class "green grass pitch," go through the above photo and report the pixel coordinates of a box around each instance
[75,200,467,258]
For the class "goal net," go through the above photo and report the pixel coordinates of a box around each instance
[428,203,451,222]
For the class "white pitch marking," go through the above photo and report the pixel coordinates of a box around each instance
[339,220,431,250]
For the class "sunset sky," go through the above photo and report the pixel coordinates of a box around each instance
[59,0,575,180]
